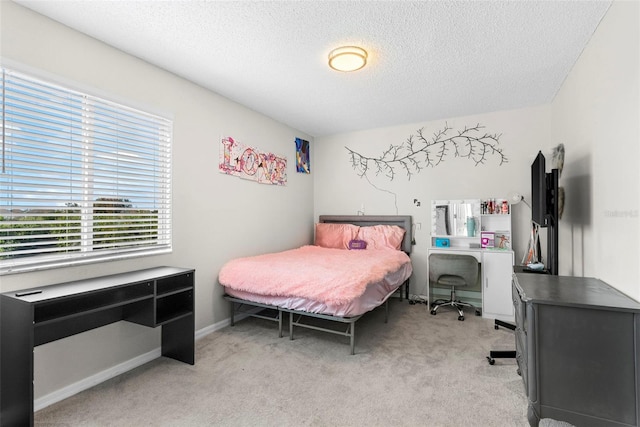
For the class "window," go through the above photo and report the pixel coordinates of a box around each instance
[0,68,172,273]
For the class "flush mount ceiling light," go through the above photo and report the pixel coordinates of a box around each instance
[328,46,368,72]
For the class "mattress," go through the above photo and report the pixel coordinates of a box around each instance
[220,245,412,318]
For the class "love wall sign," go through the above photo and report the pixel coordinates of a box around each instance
[219,136,287,186]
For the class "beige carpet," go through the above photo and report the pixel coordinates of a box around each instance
[35,300,530,426]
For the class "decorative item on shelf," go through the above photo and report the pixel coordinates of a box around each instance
[526,262,545,271]
[435,238,450,248]
[466,217,476,237]
[482,199,493,214]
[481,231,495,248]
[522,223,541,265]
[495,231,511,249]
[482,198,510,214]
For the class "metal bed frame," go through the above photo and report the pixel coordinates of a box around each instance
[223,215,413,354]
[224,279,408,355]
[226,296,285,337]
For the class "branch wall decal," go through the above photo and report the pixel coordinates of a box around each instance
[346,122,507,181]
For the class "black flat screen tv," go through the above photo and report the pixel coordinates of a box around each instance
[531,151,547,227]
[530,150,559,275]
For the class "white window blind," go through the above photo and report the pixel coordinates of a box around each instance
[0,68,172,273]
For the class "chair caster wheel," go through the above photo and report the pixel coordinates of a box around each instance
[475,310,481,316]
[430,310,437,315]
[487,357,495,365]
[495,325,499,330]
[458,315,465,321]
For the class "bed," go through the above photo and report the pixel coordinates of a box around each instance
[219,215,413,354]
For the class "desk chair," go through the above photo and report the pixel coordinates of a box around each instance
[429,253,481,321]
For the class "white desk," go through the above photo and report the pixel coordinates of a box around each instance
[427,247,514,321]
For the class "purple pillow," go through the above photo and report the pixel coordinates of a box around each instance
[348,239,367,250]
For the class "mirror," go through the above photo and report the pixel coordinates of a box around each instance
[432,199,481,237]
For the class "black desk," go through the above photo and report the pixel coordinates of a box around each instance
[1,266,195,427]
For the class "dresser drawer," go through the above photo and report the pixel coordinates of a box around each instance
[512,279,525,331]
[515,325,526,354]
[515,328,528,395]
[515,325,527,368]
[516,352,528,396]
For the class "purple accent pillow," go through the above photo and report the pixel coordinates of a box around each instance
[348,239,367,250]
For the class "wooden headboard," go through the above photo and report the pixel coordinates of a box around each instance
[318,215,413,254]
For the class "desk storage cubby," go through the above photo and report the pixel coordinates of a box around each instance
[157,272,193,295]
[154,271,194,325]
[34,281,154,324]
[156,289,193,325]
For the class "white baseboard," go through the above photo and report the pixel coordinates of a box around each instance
[35,318,234,412]
[408,293,428,302]
[195,317,230,340]
[34,349,161,411]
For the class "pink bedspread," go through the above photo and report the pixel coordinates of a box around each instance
[219,245,411,306]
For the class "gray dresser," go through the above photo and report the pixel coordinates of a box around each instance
[513,273,640,427]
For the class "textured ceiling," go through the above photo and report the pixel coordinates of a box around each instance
[14,0,611,137]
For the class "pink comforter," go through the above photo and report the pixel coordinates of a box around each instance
[219,245,411,305]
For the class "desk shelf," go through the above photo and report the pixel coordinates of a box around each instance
[156,289,193,325]
[431,198,511,249]
[157,273,193,295]
[156,308,193,326]
[34,282,154,324]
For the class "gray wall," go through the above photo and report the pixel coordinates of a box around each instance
[551,0,639,300]
[1,1,314,399]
